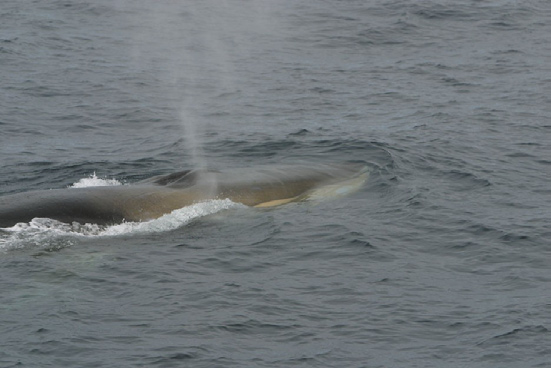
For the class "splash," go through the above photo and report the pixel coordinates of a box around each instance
[0,199,242,252]
[69,172,123,188]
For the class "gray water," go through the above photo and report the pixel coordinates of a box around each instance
[1,0,551,367]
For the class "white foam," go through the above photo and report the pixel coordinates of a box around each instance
[100,199,241,236]
[69,172,123,188]
[0,199,242,252]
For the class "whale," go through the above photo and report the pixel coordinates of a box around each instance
[0,163,368,228]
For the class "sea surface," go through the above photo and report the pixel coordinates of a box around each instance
[1,0,551,367]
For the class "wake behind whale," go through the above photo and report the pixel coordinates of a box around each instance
[0,163,368,228]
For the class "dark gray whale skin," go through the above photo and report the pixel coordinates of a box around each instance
[0,163,367,227]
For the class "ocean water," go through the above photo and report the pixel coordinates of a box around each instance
[1,0,551,367]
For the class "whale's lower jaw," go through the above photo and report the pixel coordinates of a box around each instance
[254,197,300,208]
[254,171,368,208]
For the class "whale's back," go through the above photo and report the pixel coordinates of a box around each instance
[0,163,368,227]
